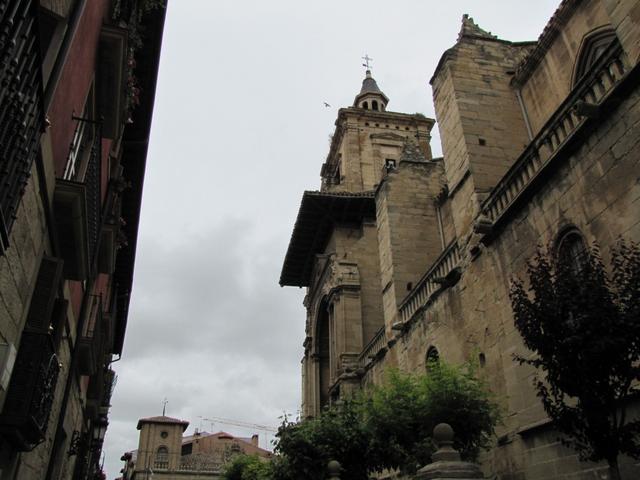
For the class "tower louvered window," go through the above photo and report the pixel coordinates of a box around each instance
[0,0,45,253]
[155,446,169,469]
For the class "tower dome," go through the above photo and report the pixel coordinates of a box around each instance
[354,70,389,111]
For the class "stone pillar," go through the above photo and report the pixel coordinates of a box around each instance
[415,423,482,480]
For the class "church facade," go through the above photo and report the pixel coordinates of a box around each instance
[280,0,640,478]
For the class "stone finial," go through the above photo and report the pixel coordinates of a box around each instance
[458,14,498,42]
[327,460,341,480]
[415,423,483,479]
[431,423,460,462]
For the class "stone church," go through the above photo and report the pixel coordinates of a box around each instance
[280,0,640,478]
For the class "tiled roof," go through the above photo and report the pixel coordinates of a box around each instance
[354,70,389,106]
[280,191,376,287]
[137,415,189,431]
[359,70,383,95]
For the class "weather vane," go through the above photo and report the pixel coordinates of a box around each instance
[162,398,168,416]
[361,54,373,71]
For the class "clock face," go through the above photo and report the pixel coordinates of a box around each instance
[161,431,168,439]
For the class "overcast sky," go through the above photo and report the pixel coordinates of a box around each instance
[103,1,561,477]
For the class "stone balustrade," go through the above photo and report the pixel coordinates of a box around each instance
[480,41,628,229]
[398,241,461,325]
[357,326,386,369]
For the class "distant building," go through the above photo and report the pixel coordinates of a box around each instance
[281,0,640,479]
[120,416,272,479]
[0,1,166,479]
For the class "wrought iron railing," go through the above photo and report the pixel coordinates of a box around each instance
[481,41,628,227]
[357,327,386,369]
[85,129,102,263]
[102,369,117,408]
[64,116,103,264]
[78,295,105,375]
[0,0,45,252]
[398,241,461,324]
[0,331,60,450]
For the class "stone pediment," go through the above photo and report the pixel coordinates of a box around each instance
[370,132,407,143]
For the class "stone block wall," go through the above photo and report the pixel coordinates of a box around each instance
[604,0,640,64]
[367,69,640,480]
[375,160,448,334]
[326,110,434,194]
[518,0,611,136]
[432,36,531,240]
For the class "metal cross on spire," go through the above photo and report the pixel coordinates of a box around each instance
[361,54,373,71]
[162,398,168,416]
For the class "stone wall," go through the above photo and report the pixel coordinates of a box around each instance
[431,29,531,240]
[367,69,640,480]
[604,0,640,63]
[376,160,448,335]
[326,110,433,194]
[519,0,611,136]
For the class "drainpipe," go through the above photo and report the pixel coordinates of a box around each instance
[516,89,534,141]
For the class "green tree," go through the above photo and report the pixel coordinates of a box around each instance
[510,240,640,480]
[272,360,500,479]
[222,454,273,480]
[363,363,500,474]
[272,401,372,480]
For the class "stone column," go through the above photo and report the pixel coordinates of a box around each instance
[415,423,482,480]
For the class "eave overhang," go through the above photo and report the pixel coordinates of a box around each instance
[112,6,167,355]
[280,191,375,287]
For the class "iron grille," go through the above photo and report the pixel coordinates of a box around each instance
[0,331,60,451]
[0,0,44,252]
[85,130,101,262]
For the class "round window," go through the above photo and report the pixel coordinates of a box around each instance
[160,431,168,439]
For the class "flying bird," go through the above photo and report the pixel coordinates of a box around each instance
[323,102,331,108]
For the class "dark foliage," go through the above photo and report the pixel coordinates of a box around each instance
[271,362,499,479]
[510,239,640,478]
[363,364,500,474]
[222,454,273,480]
[272,401,371,480]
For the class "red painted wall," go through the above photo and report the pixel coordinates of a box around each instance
[47,0,110,177]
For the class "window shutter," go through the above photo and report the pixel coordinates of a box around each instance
[25,257,64,332]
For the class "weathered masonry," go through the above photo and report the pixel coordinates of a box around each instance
[280,1,640,478]
[0,1,166,479]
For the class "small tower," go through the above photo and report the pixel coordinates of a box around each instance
[353,70,389,111]
[135,415,189,473]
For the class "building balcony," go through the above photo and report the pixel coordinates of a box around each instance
[77,296,105,375]
[0,332,60,451]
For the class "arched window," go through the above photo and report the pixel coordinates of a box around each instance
[155,446,169,469]
[572,27,619,86]
[362,101,369,110]
[372,100,379,111]
[557,229,587,276]
[426,346,440,370]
